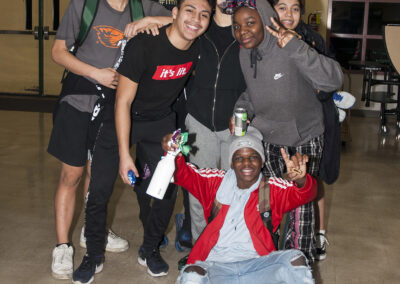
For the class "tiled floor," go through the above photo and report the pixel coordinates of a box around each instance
[0,110,399,283]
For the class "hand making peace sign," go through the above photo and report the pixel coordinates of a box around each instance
[266,17,302,48]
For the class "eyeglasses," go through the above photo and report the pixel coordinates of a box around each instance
[218,0,256,15]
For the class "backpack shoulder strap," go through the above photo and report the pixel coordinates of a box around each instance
[258,176,270,214]
[129,0,144,22]
[62,0,99,82]
[73,0,100,53]
[62,0,143,82]
[72,0,143,52]
[259,176,280,249]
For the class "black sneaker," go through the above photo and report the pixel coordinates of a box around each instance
[175,213,193,252]
[138,246,169,277]
[72,255,104,284]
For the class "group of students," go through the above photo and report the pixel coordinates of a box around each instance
[47,0,344,283]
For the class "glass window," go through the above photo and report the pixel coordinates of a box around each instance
[366,39,389,64]
[331,2,364,34]
[368,3,400,35]
[329,0,400,69]
[330,38,362,69]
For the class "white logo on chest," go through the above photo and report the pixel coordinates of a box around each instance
[274,73,284,80]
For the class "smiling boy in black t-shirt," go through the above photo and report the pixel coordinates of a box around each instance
[114,0,213,277]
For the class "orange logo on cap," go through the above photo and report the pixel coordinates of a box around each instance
[93,25,124,48]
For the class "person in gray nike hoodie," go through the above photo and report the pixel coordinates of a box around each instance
[231,0,343,262]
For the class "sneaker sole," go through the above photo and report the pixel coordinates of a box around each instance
[72,276,94,284]
[80,240,129,253]
[51,271,72,280]
[71,263,103,284]
[137,257,168,277]
[316,254,326,261]
[104,244,129,253]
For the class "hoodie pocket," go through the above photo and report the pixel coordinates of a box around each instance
[252,117,302,146]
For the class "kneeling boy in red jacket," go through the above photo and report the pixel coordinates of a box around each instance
[163,127,317,284]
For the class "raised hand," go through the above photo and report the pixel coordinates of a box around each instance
[266,17,301,48]
[280,148,308,185]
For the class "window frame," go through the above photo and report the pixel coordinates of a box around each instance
[327,0,400,68]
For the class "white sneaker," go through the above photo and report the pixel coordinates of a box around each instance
[51,244,73,279]
[80,227,129,253]
[315,231,329,261]
[333,91,356,109]
[338,108,346,123]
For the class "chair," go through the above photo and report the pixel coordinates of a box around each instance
[362,24,400,134]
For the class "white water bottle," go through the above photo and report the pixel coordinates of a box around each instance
[146,151,177,199]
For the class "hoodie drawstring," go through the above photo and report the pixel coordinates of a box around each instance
[250,48,262,78]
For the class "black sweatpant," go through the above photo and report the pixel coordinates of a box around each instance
[130,111,178,251]
[85,104,177,257]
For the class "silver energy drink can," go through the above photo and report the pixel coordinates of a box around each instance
[234,108,247,136]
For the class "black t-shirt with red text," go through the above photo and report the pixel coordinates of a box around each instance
[117,25,198,113]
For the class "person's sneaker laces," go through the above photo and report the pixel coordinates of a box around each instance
[80,227,129,253]
[315,231,329,261]
[175,213,193,252]
[333,91,356,109]
[338,108,346,123]
[72,255,104,284]
[138,246,169,277]
[51,244,74,279]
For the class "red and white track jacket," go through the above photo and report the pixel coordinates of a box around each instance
[173,155,317,264]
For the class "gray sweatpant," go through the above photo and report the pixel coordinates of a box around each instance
[185,114,232,240]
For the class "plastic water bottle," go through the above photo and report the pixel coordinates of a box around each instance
[127,170,136,189]
[146,129,183,199]
[146,152,176,199]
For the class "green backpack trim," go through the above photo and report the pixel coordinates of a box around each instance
[129,0,144,23]
[71,0,144,54]
[62,0,144,81]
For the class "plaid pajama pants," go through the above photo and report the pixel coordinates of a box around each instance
[262,135,324,262]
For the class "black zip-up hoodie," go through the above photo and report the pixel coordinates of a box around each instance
[186,18,246,132]
[295,21,341,184]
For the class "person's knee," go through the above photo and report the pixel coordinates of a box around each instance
[59,164,84,188]
[179,265,208,284]
[183,265,206,276]
[290,254,307,267]
[289,252,314,283]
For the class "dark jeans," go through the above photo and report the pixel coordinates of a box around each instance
[85,104,177,257]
